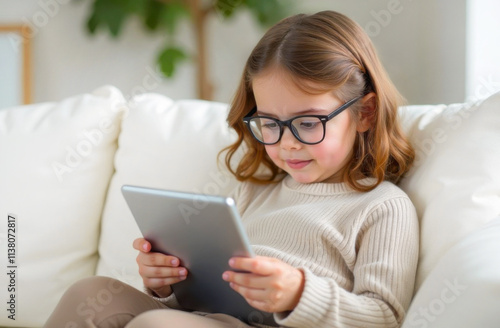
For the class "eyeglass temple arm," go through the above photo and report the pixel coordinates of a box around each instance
[243,107,257,119]
[327,96,363,120]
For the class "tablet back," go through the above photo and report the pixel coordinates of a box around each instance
[121,185,277,326]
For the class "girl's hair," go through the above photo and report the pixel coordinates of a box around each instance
[222,10,415,192]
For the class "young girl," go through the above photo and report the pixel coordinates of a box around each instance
[45,10,418,328]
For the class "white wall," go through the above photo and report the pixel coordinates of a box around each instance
[0,32,22,109]
[466,0,500,101]
[0,0,475,107]
[293,0,467,105]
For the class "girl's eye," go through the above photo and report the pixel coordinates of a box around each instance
[298,120,320,130]
[261,120,279,130]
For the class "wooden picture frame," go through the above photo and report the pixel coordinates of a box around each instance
[0,25,32,108]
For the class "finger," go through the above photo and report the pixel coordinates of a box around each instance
[133,238,151,252]
[137,252,181,267]
[144,276,187,290]
[228,282,270,301]
[229,281,290,314]
[222,271,270,289]
[229,257,276,276]
[139,265,188,280]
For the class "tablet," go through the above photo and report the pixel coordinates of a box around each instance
[121,185,277,326]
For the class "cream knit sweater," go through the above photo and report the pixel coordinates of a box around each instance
[232,176,419,328]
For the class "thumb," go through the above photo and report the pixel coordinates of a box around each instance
[133,238,151,252]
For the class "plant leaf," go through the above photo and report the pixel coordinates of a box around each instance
[87,11,99,34]
[123,0,148,15]
[144,0,164,31]
[244,0,290,26]
[85,0,128,37]
[160,1,190,35]
[157,46,188,77]
[214,0,244,18]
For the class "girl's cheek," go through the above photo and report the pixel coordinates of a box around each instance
[265,146,280,163]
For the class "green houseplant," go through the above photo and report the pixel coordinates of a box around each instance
[85,0,291,100]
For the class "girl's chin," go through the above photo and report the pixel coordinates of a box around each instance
[287,173,320,184]
[287,170,343,184]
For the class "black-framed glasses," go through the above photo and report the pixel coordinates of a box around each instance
[242,96,362,145]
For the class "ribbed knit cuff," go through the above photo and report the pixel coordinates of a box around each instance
[144,287,182,309]
[274,267,335,326]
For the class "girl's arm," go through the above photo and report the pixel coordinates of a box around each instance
[133,238,187,309]
[224,196,419,328]
[222,256,305,312]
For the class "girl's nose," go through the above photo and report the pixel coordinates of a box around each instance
[280,127,301,150]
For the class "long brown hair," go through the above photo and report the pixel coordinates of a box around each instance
[222,10,414,191]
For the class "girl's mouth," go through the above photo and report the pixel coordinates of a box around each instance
[286,159,312,170]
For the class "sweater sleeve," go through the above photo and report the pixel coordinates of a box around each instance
[229,181,259,217]
[274,196,419,328]
[144,287,183,309]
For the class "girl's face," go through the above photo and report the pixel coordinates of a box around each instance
[252,69,364,184]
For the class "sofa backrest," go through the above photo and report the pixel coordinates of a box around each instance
[397,93,500,289]
[1,86,499,327]
[95,91,240,290]
[0,86,125,326]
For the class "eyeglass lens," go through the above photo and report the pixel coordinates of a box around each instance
[248,116,324,144]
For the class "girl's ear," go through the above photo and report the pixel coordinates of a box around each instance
[356,92,377,133]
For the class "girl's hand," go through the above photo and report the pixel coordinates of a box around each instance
[222,256,305,313]
[133,238,188,298]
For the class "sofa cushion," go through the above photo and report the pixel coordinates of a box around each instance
[96,93,239,289]
[0,86,124,327]
[98,91,500,294]
[402,216,500,327]
[398,91,500,290]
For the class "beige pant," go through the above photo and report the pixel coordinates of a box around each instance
[43,276,253,328]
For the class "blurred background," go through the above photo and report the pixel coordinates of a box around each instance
[0,0,499,109]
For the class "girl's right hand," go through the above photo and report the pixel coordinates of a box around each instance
[133,238,188,298]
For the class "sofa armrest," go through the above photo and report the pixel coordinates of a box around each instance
[0,86,125,327]
[402,217,500,328]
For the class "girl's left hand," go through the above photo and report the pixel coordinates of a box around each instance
[222,256,305,313]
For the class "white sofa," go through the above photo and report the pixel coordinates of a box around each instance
[0,85,499,328]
